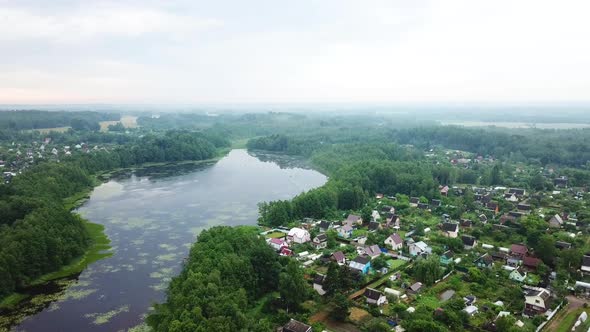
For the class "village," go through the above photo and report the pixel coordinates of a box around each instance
[269,154,590,332]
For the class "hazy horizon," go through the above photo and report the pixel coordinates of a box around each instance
[1,0,589,104]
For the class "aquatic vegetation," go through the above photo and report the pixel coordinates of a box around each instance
[155,253,177,262]
[149,267,174,279]
[127,322,152,332]
[85,305,130,325]
[158,244,177,251]
[62,288,98,301]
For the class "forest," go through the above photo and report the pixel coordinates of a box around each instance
[146,226,309,332]
[0,110,119,130]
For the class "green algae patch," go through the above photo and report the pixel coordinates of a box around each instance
[85,305,130,325]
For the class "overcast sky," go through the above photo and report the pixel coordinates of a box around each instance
[0,0,589,104]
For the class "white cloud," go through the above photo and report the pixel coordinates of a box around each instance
[0,4,222,42]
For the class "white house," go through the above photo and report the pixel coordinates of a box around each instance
[338,224,353,238]
[409,241,432,256]
[364,288,387,306]
[384,233,403,250]
[312,234,328,249]
[287,228,311,244]
[268,238,288,251]
[313,274,326,295]
[509,267,527,282]
[441,222,459,238]
[524,288,551,316]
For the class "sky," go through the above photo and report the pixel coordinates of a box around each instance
[0,0,589,105]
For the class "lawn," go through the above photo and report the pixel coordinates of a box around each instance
[554,307,590,332]
[265,231,286,239]
[387,259,407,270]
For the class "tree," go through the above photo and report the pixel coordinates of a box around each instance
[529,173,545,190]
[534,235,557,266]
[330,294,350,321]
[279,260,307,312]
[559,248,582,270]
[361,206,372,225]
[372,254,388,271]
[412,256,442,285]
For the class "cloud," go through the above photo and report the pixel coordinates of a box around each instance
[0,4,222,43]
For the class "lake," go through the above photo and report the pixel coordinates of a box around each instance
[3,149,327,332]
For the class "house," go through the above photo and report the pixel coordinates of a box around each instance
[332,251,346,265]
[408,282,423,294]
[287,228,311,244]
[479,214,488,223]
[524,288,551,316]
[371,210,381,222]
[431,199,442,208]
[318,220,332,232]
[349,256,371,274]
[554,176,568,188]
[312,234,328,249]
[280,247,293,256]
[582,254,590,274]
[464,295,477,306]
[381,205,395,214]
[492,252,508,262]
[440,185,449,196]
[368,221,381,232]
[475,253,494,269]
[313,274,326,295]
[504,193,518,202]
[549,214,564,228]
[523,256,542,270]
[417,202,429,210]
[384,233,403,250]
[385,214,401,228]
[364,245,383,259]
[462,235,478,250]
[460,219,473,228]
[375,193,384,199]
[440,250,454,265]
[517,203,532,212]
[509,267,527,282]
[464,305,478,316]
[280,319,313,332]
[409,197,420,207]
[364,288,387,306]
[486,201,499,213]
[507,256,521,267]
[409,241,432,256]
[346,214,363,225]
[441,222,459,238]
[510,244,528,258]
[508,188,526,197]
[338,225,353,238]
[269,238,288,251]
[555,241,572,250]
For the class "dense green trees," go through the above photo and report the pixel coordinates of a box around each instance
[0,110,118,130]
[147,226,307,331]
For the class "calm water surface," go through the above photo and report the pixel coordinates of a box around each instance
[6,149,326,332]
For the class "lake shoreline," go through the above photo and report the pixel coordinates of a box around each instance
[0,149,232,314]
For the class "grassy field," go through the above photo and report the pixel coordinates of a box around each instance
[265,231,286,239]
[99,115,138,132]
[30,126,71,134]
[30,220,112,286]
